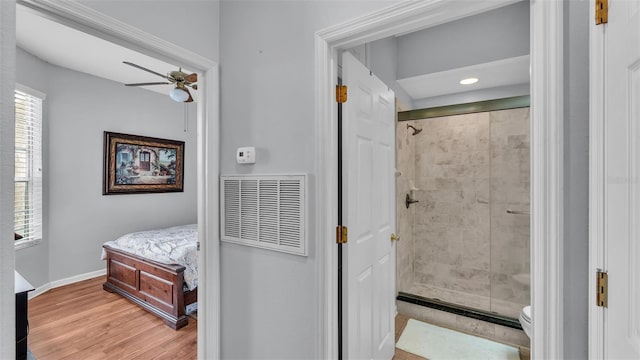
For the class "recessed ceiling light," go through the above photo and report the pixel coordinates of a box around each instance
[460,77,479,85]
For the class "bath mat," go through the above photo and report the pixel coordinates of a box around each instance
[396,319,520,360]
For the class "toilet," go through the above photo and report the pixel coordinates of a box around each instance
[519,305,532,338]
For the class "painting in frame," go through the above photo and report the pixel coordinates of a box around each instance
[103,131,185,195]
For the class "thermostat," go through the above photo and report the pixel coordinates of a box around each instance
[237,147,256,164]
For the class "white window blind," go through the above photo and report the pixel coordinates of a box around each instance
[14,87,43,244]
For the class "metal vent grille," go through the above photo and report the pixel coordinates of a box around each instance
[221,174,306,256]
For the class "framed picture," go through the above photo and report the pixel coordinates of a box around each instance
[103,131,185,195]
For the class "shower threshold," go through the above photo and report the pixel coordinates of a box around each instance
[396,292,522,330]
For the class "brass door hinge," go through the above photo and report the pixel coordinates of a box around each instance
[596,0,608,25]
[596,270,608,307]
[336,225,348,244]
[336,85,348,103]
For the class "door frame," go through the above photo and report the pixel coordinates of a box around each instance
[314,1,565,358]
[0,0,16,357]
[0,0,220,358]
[588,1,605,358]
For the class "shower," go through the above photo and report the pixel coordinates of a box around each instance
[396,105,531,348]
[407,124,422,135]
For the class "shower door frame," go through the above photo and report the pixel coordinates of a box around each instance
[397,96,531,328]
[314,1,565,359]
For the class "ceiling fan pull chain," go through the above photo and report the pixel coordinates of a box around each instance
[184,103,188,132]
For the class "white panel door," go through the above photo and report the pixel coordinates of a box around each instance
[342,52,396,360]
[604,1,640,358]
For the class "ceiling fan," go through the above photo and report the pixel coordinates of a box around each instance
[123,61,197,103]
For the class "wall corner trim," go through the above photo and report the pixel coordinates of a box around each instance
[529,0,564,358]
[0,1,17,358]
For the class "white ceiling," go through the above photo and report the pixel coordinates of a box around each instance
[398,55,529,100]
[16,5,193,98]
[396,55,530,100]
[17,4,527,104]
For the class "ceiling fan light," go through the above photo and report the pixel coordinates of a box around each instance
[169,87,190,102]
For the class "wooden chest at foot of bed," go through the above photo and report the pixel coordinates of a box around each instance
[103,245,194,330]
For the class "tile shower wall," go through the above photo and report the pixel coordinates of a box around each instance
[396,107,530,319]
[489,108,530,317]
[396,121,416,293]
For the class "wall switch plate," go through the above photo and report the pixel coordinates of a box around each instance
[237,147,256,164]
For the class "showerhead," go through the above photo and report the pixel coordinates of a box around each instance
[407,124,422,136]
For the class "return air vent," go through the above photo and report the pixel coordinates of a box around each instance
[221,174,307,256]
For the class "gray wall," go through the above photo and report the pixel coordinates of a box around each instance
[362,0,530,109]
[219,1,398,358]
[47,61,197,281]
[396,1,530,79]
[15,47,197,286]
[360,37,414,109]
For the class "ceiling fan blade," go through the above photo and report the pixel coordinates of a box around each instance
[184,73,198,83]
[123,61,169,79]
[125,82,171,87]
[185,88,194,103]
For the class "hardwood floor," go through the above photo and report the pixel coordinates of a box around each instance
[28,276,196,360]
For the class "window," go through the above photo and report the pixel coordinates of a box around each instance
[14,85,44,249]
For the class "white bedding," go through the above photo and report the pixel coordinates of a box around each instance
[101,224,198,291]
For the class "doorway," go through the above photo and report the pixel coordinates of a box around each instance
[315,0,564,358]
[395,102,531,358]
[3,1,220,358]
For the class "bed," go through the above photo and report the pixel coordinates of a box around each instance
[101,224,197,330]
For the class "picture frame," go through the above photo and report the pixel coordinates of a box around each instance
[103,131,185,195]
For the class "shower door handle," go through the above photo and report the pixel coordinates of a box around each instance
[390,233,400,242]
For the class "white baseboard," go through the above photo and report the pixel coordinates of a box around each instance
[29,269,106,299]
[29,284,51,299]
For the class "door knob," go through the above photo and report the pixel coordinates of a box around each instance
[390,233,400,242]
